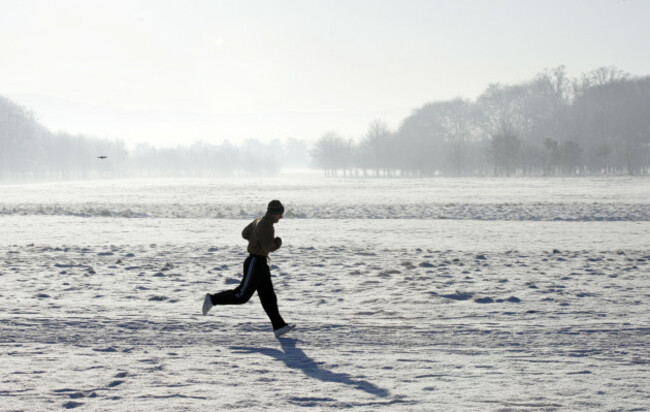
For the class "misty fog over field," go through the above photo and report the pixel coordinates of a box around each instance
[2,66,650,181]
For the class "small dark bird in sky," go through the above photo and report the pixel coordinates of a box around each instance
[98,156,107,159]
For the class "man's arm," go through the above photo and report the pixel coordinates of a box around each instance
[257,219,281,253]
[242,220,255,240]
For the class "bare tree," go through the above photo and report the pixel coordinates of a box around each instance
[359,119,391,176]
[490,130,521,177]
[437,99,477,176]
[310,131,353,176]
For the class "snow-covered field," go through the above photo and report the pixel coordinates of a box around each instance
[1,176,649,411]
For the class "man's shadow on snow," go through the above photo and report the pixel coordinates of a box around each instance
[231,338,389,398]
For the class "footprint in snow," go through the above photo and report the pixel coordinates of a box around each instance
[441,292,474,301]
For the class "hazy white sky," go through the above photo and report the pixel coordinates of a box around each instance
[2,0,649,148]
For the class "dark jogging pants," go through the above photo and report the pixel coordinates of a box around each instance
[210,254,287,330]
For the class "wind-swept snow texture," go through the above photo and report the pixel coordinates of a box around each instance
[1,177,649,411]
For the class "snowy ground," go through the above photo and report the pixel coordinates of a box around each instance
[1,176,649,411]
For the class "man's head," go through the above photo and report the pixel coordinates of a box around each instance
[267,199,284,223]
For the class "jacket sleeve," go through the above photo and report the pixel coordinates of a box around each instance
[242,220,255,240]
[257,219,281,253]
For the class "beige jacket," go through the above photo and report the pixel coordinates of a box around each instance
[242,215,282,256]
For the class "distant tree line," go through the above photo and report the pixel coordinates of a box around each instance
[0,94,309,180]
[311,66,650,176]
[3,65,650,180]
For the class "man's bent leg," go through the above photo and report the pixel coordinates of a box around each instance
[210,256,259,305]
[256,270,287,330]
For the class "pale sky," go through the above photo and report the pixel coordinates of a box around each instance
[2,0,649,148]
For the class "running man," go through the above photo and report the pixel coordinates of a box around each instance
[202,200,295,338]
